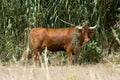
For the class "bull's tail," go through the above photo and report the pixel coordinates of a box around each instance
[20,35,30,61]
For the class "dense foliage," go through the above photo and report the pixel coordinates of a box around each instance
[79,41,102,63]
[0,0,119,63]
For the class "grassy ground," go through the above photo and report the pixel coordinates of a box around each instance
[0,63,120,80]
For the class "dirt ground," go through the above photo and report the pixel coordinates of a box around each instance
[0,63,120,80]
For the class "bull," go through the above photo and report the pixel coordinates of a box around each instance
[21,23,96,66]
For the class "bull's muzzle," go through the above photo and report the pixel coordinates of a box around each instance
[84,38,90,43]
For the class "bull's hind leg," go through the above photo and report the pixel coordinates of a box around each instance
[32,49,40,66]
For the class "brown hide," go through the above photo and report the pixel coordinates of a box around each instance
[30,25,92,65]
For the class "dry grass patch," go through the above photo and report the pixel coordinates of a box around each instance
[0,63,120,80]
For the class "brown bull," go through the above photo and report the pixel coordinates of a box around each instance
[21,23,96,66]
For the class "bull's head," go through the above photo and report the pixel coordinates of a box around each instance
[76,24,96,43]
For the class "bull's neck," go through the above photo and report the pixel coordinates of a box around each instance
[72,28,84,47]
[78,29,84,46]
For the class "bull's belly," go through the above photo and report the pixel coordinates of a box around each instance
[47,44,65,52]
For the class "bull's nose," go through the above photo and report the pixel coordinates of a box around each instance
[84,38,90,43]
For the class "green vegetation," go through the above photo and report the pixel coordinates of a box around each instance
[0,0,119,64]
[79,41,102,63]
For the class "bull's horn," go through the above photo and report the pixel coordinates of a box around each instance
[76,26,82,29]
[89,25,97,29]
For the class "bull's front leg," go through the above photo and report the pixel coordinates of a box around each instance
[73,46,82,65]
[66,46,72,65]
